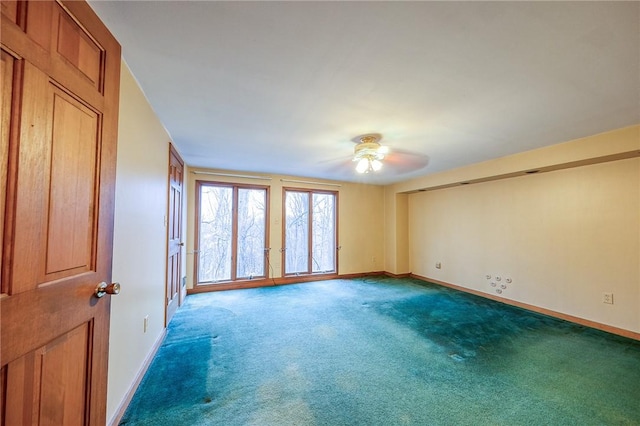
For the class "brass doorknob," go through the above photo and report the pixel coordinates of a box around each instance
[95,282,121,298]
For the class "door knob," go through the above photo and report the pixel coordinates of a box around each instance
[95,282,121,298]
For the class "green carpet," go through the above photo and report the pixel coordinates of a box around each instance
[119,277,640,425]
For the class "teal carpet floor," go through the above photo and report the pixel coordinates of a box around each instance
[119,277,640,425]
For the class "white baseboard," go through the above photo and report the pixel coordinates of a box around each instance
[108,329,167,426]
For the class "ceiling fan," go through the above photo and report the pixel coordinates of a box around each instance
[320,133,429,178]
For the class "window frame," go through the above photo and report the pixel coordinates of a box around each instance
[282,187,339,277]
[194,180,270,286]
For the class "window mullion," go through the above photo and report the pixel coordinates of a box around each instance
[307,191,313,274]
[231,186,239,281]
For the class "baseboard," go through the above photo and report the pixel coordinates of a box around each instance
[411,273,640,342]
[339,271,386,279]
[108,328,167,426]
[383,271,412,279]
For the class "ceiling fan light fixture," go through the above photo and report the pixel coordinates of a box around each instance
[355,158,383,174]
[356,158,370,173]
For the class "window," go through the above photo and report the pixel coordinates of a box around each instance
[195,181,268,284]
[283,189,337,275]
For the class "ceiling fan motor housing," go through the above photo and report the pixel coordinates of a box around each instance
[353,135,387,161]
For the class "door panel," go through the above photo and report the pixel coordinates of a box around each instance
[6,322,90,426]
[25,0,53,51]
[38,323,89,426]
[0,0,18,23]
[9,61,52,293]
[46,87,98,277]
[1,1,121,424]
[55,7,103,88]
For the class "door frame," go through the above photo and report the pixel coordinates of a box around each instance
[165,142,184,325]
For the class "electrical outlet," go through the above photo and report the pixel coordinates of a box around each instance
[603,293,614,305]
[144,315,149,332]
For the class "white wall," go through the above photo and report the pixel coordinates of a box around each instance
[107,61,171,423]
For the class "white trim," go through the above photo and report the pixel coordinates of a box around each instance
[108,329,167,426]
[192,171,272,180]
[280,178,341,187]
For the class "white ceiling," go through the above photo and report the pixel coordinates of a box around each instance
[88,1,639,185]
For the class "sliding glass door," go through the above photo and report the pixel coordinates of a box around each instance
[236,188,267,278]
[196,182,268,284]
[284,189,337,275]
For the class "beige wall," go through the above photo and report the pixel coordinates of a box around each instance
[383,190,410,275]
[107,62,172,423]
[393,126,640,334]
[409,158,639,332]
[185,171,385,287]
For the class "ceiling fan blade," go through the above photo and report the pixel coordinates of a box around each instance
[317,154,355,175]
[384,148,430,172]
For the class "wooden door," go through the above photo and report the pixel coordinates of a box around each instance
[166,143,184,324]
[0,1,121,424]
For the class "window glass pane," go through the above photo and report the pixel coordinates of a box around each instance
[312,193,335,272]
[237,188,266,278]
[285,191,309,274]
[198,185,232,282]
